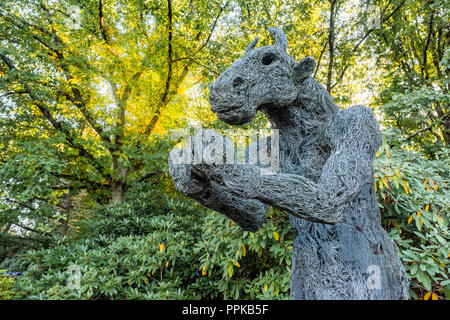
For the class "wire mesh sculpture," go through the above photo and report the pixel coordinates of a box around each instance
[169,27,409,299]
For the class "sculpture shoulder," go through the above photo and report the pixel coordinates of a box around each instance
[297,77,339,115]
[299,77,332,102]
[325,105,382,156]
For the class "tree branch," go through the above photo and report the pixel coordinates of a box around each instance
[405,113,449,140]
[421,10,434,79]
[144,0,174,136]
[326,0,336,92]
[0,54,112,183]
[330,0,406,89]
[98,0,110,44]
[6,16,115,152]
[138,171,164,183]
[144,0,226,136]
[314,39,327,78]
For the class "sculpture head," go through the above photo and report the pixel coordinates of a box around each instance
[209,27,316,125]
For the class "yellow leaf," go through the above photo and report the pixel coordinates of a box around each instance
[404,181,409,194]
[158,243,165,252]
[429,179,438,190]
[425,204,429,212]
[423,179,431,191]
[376,151,380,158]
[374,182,377,192]
[202,265,207,276]
[431,293,438,300]
[166,261,169,267]
[395,169,401,177]
[383,178,391,191]
[241,243,246,257]
[264,285,268,292]
[424,292,431,300]
[408,214,413,224]
[229,221,233,227]
[235,261,240,267]
[287,246,293,250]
[273,231,279,241]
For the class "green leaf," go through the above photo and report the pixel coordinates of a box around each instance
[227,262,234,278]
[416,270,432,292]
[410,263,418,275]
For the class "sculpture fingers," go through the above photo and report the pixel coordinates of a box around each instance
[196,163,261,198]
[168,147,207,196]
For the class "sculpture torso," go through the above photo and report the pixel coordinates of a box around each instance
[263,91,408,299]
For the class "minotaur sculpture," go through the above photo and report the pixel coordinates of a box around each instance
[169,27,409,299]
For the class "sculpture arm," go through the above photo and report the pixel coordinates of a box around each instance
[206,105,382,224]
[195,181,268,232]
[169,145,269,232]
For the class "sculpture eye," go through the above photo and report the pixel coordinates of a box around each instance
[261,52,277,65]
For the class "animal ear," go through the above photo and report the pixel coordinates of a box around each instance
[245,37,259,55]
[293,57,316,84]
[268,27,288,52]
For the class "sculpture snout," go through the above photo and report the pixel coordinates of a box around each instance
[232,76,245,89]
[209,74,247,113]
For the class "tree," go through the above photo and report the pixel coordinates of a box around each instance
[0,0,232,204]
[0,0,241,256]
[367,0,449,157]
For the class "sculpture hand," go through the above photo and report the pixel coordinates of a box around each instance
[168,146,208,198]
[193,162,261,199]
[169,135,268,232]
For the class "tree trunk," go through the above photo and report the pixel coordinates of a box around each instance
[111,181,126,203]
[61,190,71,237]
[111,166,128,203]
[109,76,128,203]
[326,0,336,92]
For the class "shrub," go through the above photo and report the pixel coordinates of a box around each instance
[374,145,449,300]
[10,139,449,300]
[0,270,15,300]
[13,181,292,300]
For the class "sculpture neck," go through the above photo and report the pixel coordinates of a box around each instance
[263,99,336,149]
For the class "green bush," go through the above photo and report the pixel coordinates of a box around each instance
[193,207,292,300]
[374,144,449,300]
[9,138,449,300]
[0,270,15,300]
[12,180,292,300]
